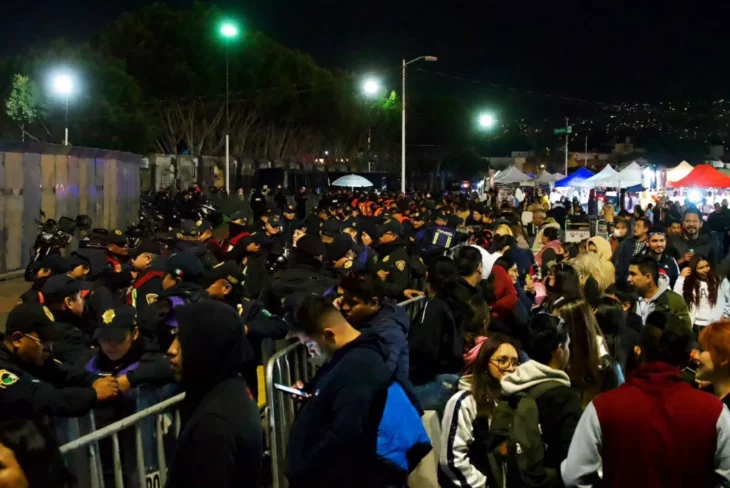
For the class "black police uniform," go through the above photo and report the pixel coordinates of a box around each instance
[0,304,99,423]
[259,238,336,315]
[373,219,412,299]
[295,191,308,219]
[250,191,268,222]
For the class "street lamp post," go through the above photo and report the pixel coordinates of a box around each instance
[220,21,239,194]
[52,73,74,145]
[478,111,497,170]
[362,78,381,172]
[402,55,437,193]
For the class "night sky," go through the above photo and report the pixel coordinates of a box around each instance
[2,1,729,103]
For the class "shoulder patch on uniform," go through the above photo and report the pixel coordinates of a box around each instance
[383,255,390,263]
[373,255,379,263]
[115,230,123,236]
[146,293,158,305]
[0,370,19,389]
[43,306,54,322]
[396,260,406,271]
[16,298,23,305]
[344,260,353,269]
[102,309,115,324]
[196,220,203,226]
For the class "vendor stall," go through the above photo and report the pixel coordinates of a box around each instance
[666,161,694,183]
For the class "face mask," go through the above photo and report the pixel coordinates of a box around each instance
[614,229,624,237]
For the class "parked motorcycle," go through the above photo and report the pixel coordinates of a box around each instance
[24,212,75,282]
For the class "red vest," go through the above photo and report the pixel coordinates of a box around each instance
[222,232,251,253]
[593,362,722,488]
[126,270,164,306]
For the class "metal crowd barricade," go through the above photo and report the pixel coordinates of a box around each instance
[60,392,185,488]
[265,295,427,488]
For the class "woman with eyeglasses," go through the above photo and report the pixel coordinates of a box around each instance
[439,334,519,488]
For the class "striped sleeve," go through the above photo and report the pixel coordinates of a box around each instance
[439,390,487,488]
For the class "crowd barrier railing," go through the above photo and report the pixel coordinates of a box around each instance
[265,294,427,488]
[59,295,427,488]
[60,392,185,488]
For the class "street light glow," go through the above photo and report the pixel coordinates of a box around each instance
[479,113,496,129]
[362,79,380,97]
[220,22,239,39]
[52,73,74,96]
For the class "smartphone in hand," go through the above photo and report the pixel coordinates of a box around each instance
[275,383,310,398]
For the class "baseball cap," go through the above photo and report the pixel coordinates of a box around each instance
[283,204,296,214]
[164,253,204,281]
[179,219,202,238]
[327,234,354,262]
[648,225,667,236]
[94,305,137,342]
[295,234,327,258]
[321,220,343,237]
[377,219,404,238]
[203,261,244,287]
[41,275,90,303]
[229,211,247,224]
[129,239,163,257]
[5,303,56,341]
[107,229,128,247]
[36,254,71,275]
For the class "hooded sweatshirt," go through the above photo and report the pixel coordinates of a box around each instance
[287,333,391,488]
[439,376,489,488]
[500,360,582,470]
[166,301,261,488]
[561,362,730,488]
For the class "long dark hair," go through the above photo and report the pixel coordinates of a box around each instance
[0,419,75,488]
[554,298,602,391]
[427,256,473,325]
[464,295,491,349]
[595,296,628,369]
[683,254,720,307]
[472,333,517,419]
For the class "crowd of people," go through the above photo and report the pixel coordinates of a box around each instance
[1,184,730,487]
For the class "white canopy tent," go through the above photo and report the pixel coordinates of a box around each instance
[493,166,532,184]
[599,161,643,188]
[666,161,694,183]
[523,171,555,186]
[576,164,619,187]
[331,174,373,187]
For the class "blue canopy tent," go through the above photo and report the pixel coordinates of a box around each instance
[553,167,594,188]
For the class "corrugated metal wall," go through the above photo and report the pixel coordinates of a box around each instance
[0,142,141,273]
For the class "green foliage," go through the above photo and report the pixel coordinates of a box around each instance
[5,74,45,127]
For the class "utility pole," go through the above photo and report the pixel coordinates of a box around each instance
[564,117,569,175]
[585,134,588,167]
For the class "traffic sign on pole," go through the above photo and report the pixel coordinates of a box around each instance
[554,126,573,135]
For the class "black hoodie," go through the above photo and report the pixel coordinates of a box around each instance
[287,333,391,488]
[166,301,261,488]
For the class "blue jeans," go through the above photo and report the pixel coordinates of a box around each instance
[413,373,460,417]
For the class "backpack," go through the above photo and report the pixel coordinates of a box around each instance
[485,381,562,488]
[373,382,432,485]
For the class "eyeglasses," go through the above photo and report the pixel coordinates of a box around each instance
[490,356,520,370]
[24,334,51,349]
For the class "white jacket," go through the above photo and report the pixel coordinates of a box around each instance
[673,276,730,327]
[439,377,487,488]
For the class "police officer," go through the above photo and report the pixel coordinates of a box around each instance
[282,204,301,246]
[373,220,411,300]
[295,187,308,220]
[321,219,342,245]
[105,230,130,272]
[18,254,70,305]
[240,232,270,300]
[250,188,268,222]
[274,185,288,211]
[174,219,218,270]
[138,252,207,352]
[259,234,337,315]
[0,303,119,423]
[126,239,165,315]
[85,305,173,393]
